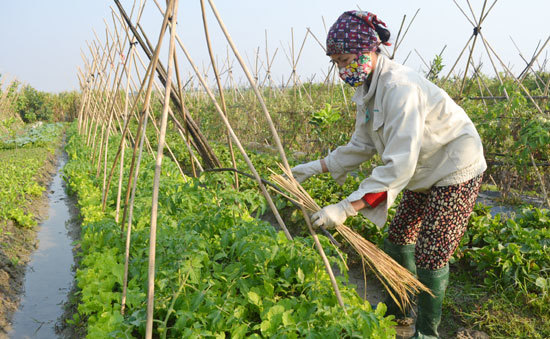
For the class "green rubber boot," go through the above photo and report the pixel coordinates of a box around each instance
[412,264,450,339]
[383,238,417,319]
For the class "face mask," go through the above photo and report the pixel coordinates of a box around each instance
[339,53,374,87]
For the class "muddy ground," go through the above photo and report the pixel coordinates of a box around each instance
[0,148,57,336]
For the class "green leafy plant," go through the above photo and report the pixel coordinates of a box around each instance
[458,204,550,311]
[64,122,396,338]
[427,54,444,82]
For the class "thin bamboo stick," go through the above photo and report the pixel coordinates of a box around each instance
[107,0,220,213]
[173,23,293,241]
[458,0,487,97]
[145,0,178,336]
[480,32,545,114]
[87,41,109,146]
[394,9,420,54]
[469,58,489,110]
[173,49,200,176]
[125,36,187,177]
[206,0,345,309]
[121,102,149,314]
[517,35,550,83]
[115,44,136,223]
[199,0,239,188]
[441,34,474,86]
[115,0,173,232]
[152,0,294,243]
[390,14,406,60]
[98,23,129,194]
[119,1,148,315]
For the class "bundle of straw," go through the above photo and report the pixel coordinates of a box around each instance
[269,163,433,313]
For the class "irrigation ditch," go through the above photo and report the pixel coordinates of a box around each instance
[0,146,58,337]
[0,142,83,339]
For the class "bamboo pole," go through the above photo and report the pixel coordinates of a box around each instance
[206,0,345,309]
[83,42,98,141]
[457,0,487,97]
[86,41,109,146]
[390,14,406,60]
[480,32,545,115]
[441,34,474,86]
[393,9,420,57]
[120,100,149,314]
[173,49,200,177]
[80,46,98,138]
[89,38,117,158]
[115,42,138,222]
[76,55,95,136]
[469,58,489,110]
[119,1,149,314]
[511,38,543,91]
[97,24,127,192]
[451,0,509,99]
[125,38,186,177]
[145,0,178,336]
[468,57,498,104]
[516,35,550,84]
[199,0,239,188]
[152,1,294,242]
[101,33,160,213]
[76,75,91,134]
[93,43,120,175]
[174,27,294,241]
[114,0,222,169]
[85,40,107,141]
[108,0,173,231]
[89,44,112,162]
[120,92,148,314]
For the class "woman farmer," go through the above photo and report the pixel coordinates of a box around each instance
[291,10,486,339]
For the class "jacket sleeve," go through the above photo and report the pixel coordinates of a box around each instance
[348,82,426,227]
[323,114,377,185]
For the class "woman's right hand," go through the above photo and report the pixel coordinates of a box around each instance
[291,160,324,183]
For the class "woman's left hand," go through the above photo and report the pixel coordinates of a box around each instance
[311,199,358,229]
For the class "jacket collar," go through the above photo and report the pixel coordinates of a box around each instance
[351,53,387,106]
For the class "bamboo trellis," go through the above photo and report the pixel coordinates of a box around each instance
[76,0,352,334]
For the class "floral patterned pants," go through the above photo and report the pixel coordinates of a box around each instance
[387,175,483,270]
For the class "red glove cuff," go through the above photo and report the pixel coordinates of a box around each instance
[362,191,387,208]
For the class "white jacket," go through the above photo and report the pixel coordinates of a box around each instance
[324,54,486,227]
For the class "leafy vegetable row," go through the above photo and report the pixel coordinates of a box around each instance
[63,123,396,338]
[456,204,550,313]
[0,122,64,149]
[0,122,63,227]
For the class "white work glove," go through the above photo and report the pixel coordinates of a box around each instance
[291,160,323,183]
[311,199,358,229]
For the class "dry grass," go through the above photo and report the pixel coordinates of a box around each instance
[270,163,433,313]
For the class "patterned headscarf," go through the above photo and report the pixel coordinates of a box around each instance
[326,11,390,56]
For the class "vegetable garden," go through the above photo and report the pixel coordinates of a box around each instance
[1,0,549,338]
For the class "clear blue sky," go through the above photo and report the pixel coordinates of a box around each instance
[1,1,549,92]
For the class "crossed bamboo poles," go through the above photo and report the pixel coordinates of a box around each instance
[77,0,353,335]
[76,1,549,337]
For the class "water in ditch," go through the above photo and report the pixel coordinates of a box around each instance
[8,152,77,339]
